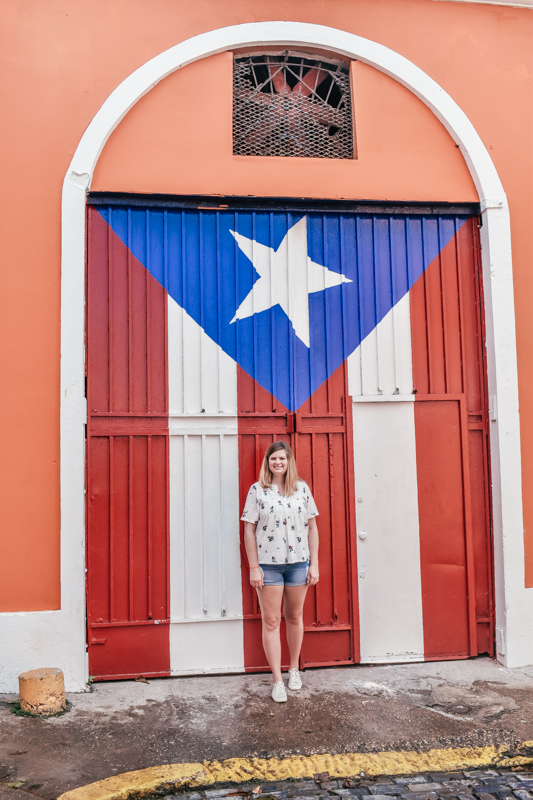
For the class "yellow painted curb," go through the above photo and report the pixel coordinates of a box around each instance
[58,743,533,800]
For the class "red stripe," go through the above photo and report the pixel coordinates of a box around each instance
[411,219,493,660]
[238,363,359,671]
[86,208,170,679]
[413,398,471,658]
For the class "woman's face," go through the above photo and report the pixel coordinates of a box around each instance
[269,449,288,477]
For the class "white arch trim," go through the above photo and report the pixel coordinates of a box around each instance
[49,21,528,691]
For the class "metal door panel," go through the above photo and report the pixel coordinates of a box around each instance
[414,399,471,658]
[353,215,492,662]
[87,200,493,678]
[237,363,357,670]
[354,399,425,663]
[410,217,493,658]
[87,207,170,680]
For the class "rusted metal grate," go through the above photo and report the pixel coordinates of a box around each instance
[233,54,354,159]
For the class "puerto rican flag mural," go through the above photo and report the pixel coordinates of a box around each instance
[86,203,493,680]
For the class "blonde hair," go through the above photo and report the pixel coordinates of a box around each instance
[259,441,299,497]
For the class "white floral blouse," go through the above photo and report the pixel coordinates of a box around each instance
[241,480,319,564]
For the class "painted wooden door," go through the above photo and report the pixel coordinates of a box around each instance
[86,200,493,678]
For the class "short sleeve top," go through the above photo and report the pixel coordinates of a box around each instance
[241,480,318,564]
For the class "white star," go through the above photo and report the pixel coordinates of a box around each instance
[229,216,352,348]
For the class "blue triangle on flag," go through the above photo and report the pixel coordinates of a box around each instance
[98,207,468,411]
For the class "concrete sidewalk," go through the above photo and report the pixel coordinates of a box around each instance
[0,658,532,800]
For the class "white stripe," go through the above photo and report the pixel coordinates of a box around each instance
[168,297,244,674]
[168,292,238,415]
[348,292,424,662]
[170,620,246,675]
[347,293,414,398]
[353,400,424,662]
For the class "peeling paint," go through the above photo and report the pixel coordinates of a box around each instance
[68,171,91,191]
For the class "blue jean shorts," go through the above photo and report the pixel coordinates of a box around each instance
[260,561,309,587]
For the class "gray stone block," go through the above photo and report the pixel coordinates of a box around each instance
[401,794,438,800]
[464,774,500,781]
[366,795,401,800]
[395,779,429,786]
[513,791,533,800]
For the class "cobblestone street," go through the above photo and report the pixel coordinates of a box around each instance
[163,770,533,800]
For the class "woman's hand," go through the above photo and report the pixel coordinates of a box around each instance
[243,521,262,589]
[307,518,319,586]
[250,566,264,589]
[307,563,319,586]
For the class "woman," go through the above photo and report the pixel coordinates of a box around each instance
[241,441,319,702]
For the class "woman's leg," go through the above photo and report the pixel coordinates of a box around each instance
[283,584,308,670]
[256,585,284,683]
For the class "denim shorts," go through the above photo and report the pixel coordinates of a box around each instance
[260,561,309,587]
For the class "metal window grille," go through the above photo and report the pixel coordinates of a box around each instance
[233,53,354,159]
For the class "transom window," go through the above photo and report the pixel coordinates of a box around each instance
[233,53,354,159]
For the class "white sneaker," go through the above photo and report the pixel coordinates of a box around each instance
[271,681,288,702]
[288,668,302,690]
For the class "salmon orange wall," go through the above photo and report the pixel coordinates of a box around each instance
[92,54,476,200]
[1,0,532,611]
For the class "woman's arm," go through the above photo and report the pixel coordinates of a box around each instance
[243,520,263,589]
[307,517,319,585]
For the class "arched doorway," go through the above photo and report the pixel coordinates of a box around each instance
[60,23,523,687]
